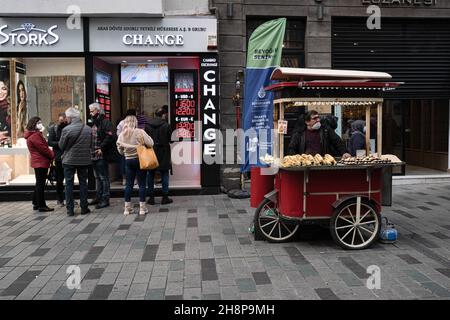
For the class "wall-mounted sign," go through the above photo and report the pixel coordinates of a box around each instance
[0,18,84,52]
[89,17,217,52]
[170,70,198,141]
[361,0,436,6]
[94,71,111,120]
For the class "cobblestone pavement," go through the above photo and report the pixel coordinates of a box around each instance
[0,183,449,300]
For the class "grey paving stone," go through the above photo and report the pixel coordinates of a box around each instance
[397,254,422,265]
[203,293,221,299]
[252,272,271,285]
[187,218,198,228]
[172,243,185,251]
[23,235,41,242]
[338,273,363,287]
[199,235,211,243]
[84,268,105,280]
[201,259,218,281]
[436,268,450,279]
[165,294,183,300]
[145,288,165,300]
[235,278,257,293]
[338,257,367,279]
[30,248,50,257]
[315,288,340,300]
[419,282,450,298]
[407,233,440,249]
[80,223,100,234]
[142,245,159,262]
[429,232,450,240]
[183,287,201,300]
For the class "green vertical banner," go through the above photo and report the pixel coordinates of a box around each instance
[241,18,286,172]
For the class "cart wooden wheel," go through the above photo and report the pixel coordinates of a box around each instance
[330,197,381,250]
[255,198,299,243]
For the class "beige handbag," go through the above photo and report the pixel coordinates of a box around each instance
[136,134,159,170]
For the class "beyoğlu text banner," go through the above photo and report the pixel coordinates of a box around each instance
[241,18,286,172]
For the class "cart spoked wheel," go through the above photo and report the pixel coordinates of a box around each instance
[255,198,299,243]
[330,197,381,250]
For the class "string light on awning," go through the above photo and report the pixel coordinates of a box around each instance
[292,101,379,107]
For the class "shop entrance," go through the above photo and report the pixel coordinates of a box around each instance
[121,85,168,120]
[94,56,202,189]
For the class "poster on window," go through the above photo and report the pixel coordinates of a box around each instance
[0,60,11,146]
[51,76,74,124]
[15,62,27,140]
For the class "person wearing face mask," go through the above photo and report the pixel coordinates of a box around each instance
[288,110,351,159]
[48,113,68,206]
[24,117,55,212]
[88,102,115,209]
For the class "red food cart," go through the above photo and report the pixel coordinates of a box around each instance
[252,68,404,250]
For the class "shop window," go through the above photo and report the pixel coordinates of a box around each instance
[0,58,85,186]
[432,100,449,153]
[422,100,432,152]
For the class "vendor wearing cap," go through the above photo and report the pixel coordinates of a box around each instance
[287,110,351,159]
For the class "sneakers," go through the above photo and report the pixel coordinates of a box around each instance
[139,202,148,215]
[67,210,75,217]
[161,195,173,205]
[123,202,133,215]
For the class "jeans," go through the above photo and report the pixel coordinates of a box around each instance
[92,159,110,201]
[32,167,48,208]
[147,169,169,195]
[125,158,147,202]
[119,155,126,178]
[55,160,64,202]
[64,165,89,212]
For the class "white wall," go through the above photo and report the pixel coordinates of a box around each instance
[23,58,84,77]
[164,0,210,15]
[0,0,163,16]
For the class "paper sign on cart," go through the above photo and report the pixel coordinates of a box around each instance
[278,120,288,134]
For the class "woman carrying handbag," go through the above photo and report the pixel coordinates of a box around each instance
[116,115,154,215]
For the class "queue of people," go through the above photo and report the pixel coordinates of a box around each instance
[25,103,174,217]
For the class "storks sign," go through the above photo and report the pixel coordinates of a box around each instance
[0,18,83,52]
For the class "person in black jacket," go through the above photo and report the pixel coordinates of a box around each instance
[145,107,173,205]
[47,112,68,206]
[348,120,366,156]
[287,110,351,159]
[88,102,115,209]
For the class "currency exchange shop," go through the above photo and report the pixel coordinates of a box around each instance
[0,16,220,200]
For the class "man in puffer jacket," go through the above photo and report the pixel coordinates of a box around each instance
[59,107,92,216]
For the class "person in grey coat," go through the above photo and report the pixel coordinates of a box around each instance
[59,107,92,216]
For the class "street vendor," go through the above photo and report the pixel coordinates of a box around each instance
[287,110,351,159]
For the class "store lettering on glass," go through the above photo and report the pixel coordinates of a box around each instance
[0,23,59,46]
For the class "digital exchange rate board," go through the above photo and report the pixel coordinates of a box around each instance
[170,71,198,140]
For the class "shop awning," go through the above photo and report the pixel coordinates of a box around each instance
[270,67,393,81]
